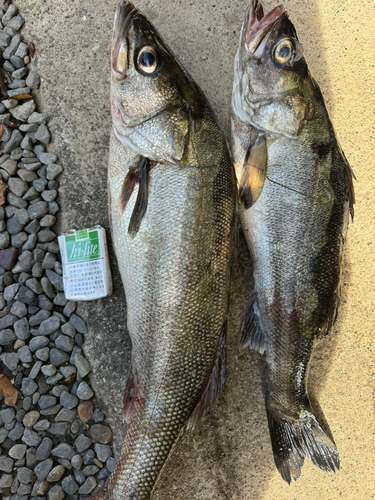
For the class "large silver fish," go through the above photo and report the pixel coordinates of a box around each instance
[89,2,236,499]
[231,0,354,483]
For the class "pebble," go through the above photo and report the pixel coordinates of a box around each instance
[55,407,76,423]
[77,381,94,400]
[49,347,69,366]
[3,33,21,59]
[74,433,92,453]
[26,70,40,89]
[4,282,19,300]
[1,159,17,176]
[9,100,35,121]
[18,285,38,305]
[48,484,65,500]
[1,351,19,370]
[78,476,97,494]
[62,475,79,495]
[0,472,13,488]
[22,426,42,446]
[17,344,32,362]
[46,269,63,290]
[8,422,24,441]
[0,232,10,249]
[60,390,78,410]
[94,443,112,463]
[35,124,50,144]
[29,335,49,351]
[47,464,65,482]
[51,443,75,460]
[70,313,87,334]
[48,421,70,436]
[17,466,33,484]
[38,394,57,409]
[89,424,112,445]
[39,315,60,335]
[36,437,53,461]
[0,407,16,424]
[33,418,50,431]
[29,359,42,379]
[0,328,17,345]
[14,338,25,349]
[23,410,40,427]
[78,402,93,423]
[34,458,53,481]
[28,201,49,219]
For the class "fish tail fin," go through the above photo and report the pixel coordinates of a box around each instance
[187,321,227,431]
[239,295,265,353]
[267,407,339,483]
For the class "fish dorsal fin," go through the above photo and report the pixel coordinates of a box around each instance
[239,294,265,353]
[239,134,267,209]
[187,321,227,431]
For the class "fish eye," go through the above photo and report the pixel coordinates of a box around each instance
[137,46,158,74]
[273,39,294,65]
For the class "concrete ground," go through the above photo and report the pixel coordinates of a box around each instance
[19,0,375,498]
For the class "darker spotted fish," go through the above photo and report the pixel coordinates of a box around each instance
[89,2,236,499]
[231,0,354,483]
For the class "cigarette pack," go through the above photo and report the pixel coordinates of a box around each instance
[58,226,112,301]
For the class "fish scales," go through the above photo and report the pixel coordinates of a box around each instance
[90,2,236,499]
[232,0,354,483]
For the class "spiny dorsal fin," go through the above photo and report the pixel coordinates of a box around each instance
[187,321,227,431]
[239,134,267,209]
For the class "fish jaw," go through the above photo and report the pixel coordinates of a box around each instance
[245,0,285,54]
[112,2,136,76]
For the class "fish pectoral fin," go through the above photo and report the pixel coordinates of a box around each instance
[122,363,136,424]
[186,321,227,431]
[239,295,265,353]
[267,406,339,484]
[239,134,267,209]
[120,156,151,238]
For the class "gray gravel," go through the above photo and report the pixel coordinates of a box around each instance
[0,3,114,499]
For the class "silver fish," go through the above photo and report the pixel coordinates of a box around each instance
[89,2,236,498]
[232,0,354,483]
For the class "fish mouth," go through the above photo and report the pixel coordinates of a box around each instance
[112,2,137,75]
[245,0,284,53]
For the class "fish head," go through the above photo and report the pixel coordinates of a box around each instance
[111,2,201,162]
[233,0,315,138]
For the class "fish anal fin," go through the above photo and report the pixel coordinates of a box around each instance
[239,135,267,209]
[123,363,136,424]
[239,295,265,353]
[267,406,339,483]
[187,321,227,431]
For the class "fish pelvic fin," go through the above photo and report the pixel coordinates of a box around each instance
[187,321,227,431]
[267,407,339,483]
[239,295,265,353]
